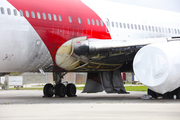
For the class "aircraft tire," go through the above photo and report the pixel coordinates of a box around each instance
[177,88,180,99]
[66,83,76,97]
[55,83,66,97]
[148,89,157,99]
[43,83,54,97]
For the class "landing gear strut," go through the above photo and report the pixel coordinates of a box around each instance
[43,72,77,98]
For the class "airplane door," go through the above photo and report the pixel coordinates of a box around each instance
[105,18,111,33]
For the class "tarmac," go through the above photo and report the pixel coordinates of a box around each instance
[0,90,180,120]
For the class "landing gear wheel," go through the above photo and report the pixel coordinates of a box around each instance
[55,83,66,97]
[43,83,54,97]
[148,89,157,99]
[177,88,180,99]
[66,83,77,97]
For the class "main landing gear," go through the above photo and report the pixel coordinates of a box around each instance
[43,72,77,98]
[148,87,180,99]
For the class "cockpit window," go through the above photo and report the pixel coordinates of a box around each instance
[0,7,5,14]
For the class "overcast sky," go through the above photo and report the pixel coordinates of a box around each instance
[106,0,180,13]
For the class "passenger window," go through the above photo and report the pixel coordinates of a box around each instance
[14,9,17,16]
[19,10,23,16]
[37,12,41,19]
[0,7,5,14]
[53,14,57,21]
[127,24,130,29]
[168,28,171,33]
[48,14,52,20]
[111,22,114,27]
[69,16,72,23]
[78,17,81,24]
[134,24,137,30]
[87,19,90,25]
[149,26,151,31]
[175,29,177,34]
[92,19,95,25]
[100,20,103,26]
[138,25,141,30]
[165,28,167,33]
[152,26,154,32]
[155,27,158,32]
[96,20,99,26]
[43,13,46,20]
[171,28,174,34]
[26,11,29,18]
[119,23,122,28]
[59,15,62,21]
[116,22,118,28]
[162,27,164,33]
[131,24,133,29]
[178,29,180,34]
[31,11,35,18]
[123,23,126,28]
[142,25,144,30]
[7,8,11,15]
[145,26,148,31]
[159,27,161,33]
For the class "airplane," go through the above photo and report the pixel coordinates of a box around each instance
[0,0,180,99]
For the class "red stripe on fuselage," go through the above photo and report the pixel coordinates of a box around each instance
[7,0,111,70]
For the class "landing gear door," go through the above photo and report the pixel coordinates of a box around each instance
[105,18,111,33]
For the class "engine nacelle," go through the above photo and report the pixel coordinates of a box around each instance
[133,41,180,94]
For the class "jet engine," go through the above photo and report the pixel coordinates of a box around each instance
[133,41,180,94]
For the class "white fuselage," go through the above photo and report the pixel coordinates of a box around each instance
[82,0,180,40]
